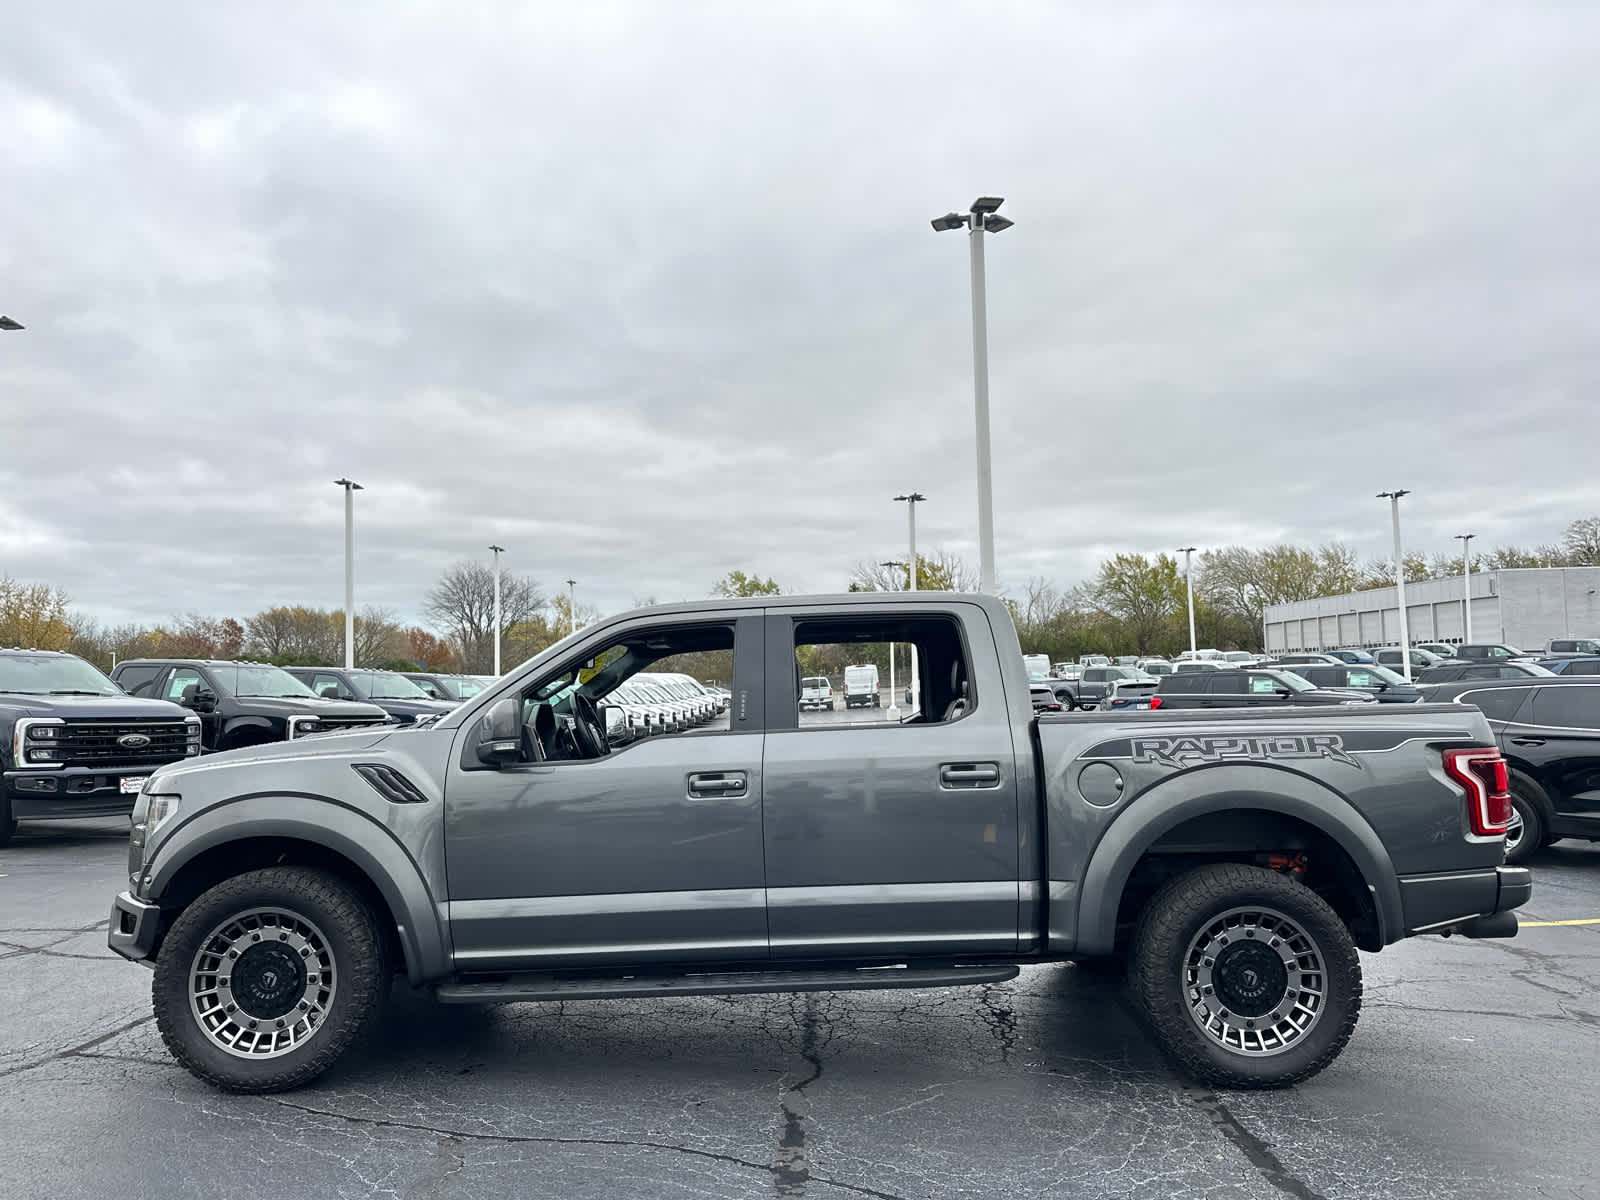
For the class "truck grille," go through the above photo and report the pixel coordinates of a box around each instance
[55,720,195,768]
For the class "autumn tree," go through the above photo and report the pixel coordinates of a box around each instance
[1563,517,1600,566]
[0,578,72,650]
[424,561,544,674]
[711,571,781,597]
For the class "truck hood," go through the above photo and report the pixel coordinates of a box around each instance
[238,696,390,721]
[148,727,397,782]
[364,698,456,720]
[0,692,192,721]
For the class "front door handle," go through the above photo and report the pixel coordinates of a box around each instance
[940,762,1001,789]
[1510,737,1546,746]
[687,771,747,798]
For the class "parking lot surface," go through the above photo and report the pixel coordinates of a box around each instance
[2,820,1595,1200]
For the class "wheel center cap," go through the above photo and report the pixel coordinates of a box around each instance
[1212,941,1288,1017]
[232,943,305,1020]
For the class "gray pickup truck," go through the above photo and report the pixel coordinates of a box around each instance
[108,592,1529,1094]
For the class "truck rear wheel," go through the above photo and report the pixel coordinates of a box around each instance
[1129,863,1361,1089]
[153,866,388,1093]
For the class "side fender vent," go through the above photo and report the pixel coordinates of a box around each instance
[352,762,430,805]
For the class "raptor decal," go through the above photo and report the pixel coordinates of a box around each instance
[1129,733,1359,770]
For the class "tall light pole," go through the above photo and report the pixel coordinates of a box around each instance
[1179,547,1199,657]
[488,544,506,675]
[932,198,1013,594]
[1455,533,1475,644]
[1379,490,1413,681]
[334,479,363,668]
[881,561,909,721]
[566,579,578,636]
[894,492,926,590]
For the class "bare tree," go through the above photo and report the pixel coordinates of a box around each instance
[1563,517,1600,566]
[424,561,544,674]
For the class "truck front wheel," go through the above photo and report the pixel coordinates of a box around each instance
[153,866,388,1093]
[1129,863,1361,1089]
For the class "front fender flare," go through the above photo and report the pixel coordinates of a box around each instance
[1072,764,1402,955]
[146,792,447,984]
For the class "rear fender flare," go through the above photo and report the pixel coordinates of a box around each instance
[146,793,447,984]
[1073,764,1402,955]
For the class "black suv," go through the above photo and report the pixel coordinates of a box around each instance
[109,660,389,751]
[2,649,200,845]
[1151,668,1375,710]
[1416,661,1556,685]
[283,667,455,725]
[1424,676,1600,863]
[402,672,491,703]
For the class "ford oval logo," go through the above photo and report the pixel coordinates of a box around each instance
[118,733,152,749]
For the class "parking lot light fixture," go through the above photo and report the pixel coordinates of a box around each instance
[880,561,909,723]
[892,493,926,591]
[489,545,506,675]
[1454,533,1475,644]
[1180,547,1199,657]
[0,315,23,331]
[931,195,1012,594]
[1378,491,1413,681]
[334,479,363,669]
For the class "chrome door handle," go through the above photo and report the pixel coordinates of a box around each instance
[687,771,747,798]
[1509,737,1546,746]
[940,762,1001,788]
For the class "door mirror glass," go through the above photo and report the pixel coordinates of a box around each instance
[476,697,523,766]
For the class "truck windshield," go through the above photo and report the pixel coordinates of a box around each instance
[351,671,431,699]
[216,665,317,698]
[0,654,120,695]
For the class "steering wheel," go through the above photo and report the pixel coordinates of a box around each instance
[570,693,610,758]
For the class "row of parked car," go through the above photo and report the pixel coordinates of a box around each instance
[0,647,731,844]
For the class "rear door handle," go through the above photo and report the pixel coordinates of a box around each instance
[940,762,1002,789]
[687,771,747,798]
[1510,737,1546,746]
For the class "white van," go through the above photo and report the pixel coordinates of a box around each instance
[843,664,881,709]
[1023,654,1051,681]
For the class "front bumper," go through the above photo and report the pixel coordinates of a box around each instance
[1398,864,1533,940]
[107,891,162,964]
[5,769,150,820]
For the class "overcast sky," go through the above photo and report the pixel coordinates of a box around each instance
[4,2,1598,630]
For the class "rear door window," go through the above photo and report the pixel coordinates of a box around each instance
[1458,687,1531,723]
[1528,686,1600,729]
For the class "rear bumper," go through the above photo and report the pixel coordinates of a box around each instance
[107,891,162,964]
[1398,865,1533,940]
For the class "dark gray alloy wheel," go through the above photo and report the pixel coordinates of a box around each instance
[1130,863,1362,1088]
[153,866,388,1093]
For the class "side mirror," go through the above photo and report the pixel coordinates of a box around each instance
[476,697,522,767]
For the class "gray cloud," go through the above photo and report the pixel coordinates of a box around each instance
[4,1,1598,630]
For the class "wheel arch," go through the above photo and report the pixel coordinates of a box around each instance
[1073,766,1401,956]
[147,800,446,985]
[218,717,281,750]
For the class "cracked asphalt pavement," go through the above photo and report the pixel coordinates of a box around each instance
[2,819,1596,1200]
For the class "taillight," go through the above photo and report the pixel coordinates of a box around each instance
[1149,696,1164,710]
[1045,701,1062,712]
[1443,747,1512,836]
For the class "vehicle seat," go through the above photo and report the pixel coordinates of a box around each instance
[319,684,340,699]
[521,702,557,763]
[942,660,969,722]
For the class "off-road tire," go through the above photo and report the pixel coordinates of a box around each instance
[1505,775,1550,863]
[1130,863,1361,1089]
[153,866,388,1093]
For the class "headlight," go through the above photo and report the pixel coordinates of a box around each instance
[14,718,65,766]
[146,793,181,837]
[286,716,318,740]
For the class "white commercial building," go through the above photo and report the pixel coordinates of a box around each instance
[1263,567,1600,654]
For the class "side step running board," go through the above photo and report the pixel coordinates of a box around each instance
[436,964,1020,1004]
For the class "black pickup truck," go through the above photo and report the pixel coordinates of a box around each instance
[109,592,1527,1094]
[1,649,200,844]
[109,659,389,749]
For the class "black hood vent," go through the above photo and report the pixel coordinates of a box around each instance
[352,763,429,805]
